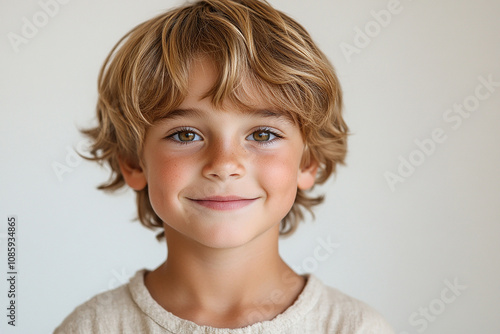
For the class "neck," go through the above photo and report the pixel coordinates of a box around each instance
[144,225,305,327]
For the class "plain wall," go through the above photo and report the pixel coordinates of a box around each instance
[1,0,499,333]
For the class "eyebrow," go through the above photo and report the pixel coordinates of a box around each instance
[160,108,204,120]
[160,107,294,123]
[252,109,291,120]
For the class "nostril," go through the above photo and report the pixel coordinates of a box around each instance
[202,147,246,180]
[204,166,244,181]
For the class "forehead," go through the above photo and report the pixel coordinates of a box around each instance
[158,56,297,124]
[181,57,266,107]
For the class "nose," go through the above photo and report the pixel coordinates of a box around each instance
[202,137,246,181]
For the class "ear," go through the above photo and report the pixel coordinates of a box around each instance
[297,159,318,190]
[118,156,147,191]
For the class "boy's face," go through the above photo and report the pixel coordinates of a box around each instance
[120,58,317,249]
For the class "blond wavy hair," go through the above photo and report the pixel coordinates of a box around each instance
[83,0,348,240]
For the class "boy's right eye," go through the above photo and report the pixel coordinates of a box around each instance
[168,129,202,143]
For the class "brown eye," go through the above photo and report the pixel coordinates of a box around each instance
[169,129,201,143]
[252,131,271,141]
[178,131,196,141]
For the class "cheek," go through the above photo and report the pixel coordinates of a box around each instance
[256,151,300,199]
[146,155,192,214]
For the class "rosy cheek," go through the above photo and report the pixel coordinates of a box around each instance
[257,153,298,194]
[150,147,191,181]
[147,155,186,213]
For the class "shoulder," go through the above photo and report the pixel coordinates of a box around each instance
[54,271,145,334]
[306,275,395,333]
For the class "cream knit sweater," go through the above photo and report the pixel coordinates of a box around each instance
[55,270,394,334]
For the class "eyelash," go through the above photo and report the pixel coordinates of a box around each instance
[247,127,283,145]
[166,127,201,145]
[166,127,283,145]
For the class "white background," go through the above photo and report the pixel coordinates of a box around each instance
[1,0,499,333]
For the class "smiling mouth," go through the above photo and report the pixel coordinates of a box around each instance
[189,196,258,211]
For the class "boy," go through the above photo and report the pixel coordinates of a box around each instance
[55,0,394,332]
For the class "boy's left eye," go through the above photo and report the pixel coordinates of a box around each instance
[246,129,279,142]
[168,129,202,143]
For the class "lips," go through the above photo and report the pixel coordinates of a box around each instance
[189,196,258,211]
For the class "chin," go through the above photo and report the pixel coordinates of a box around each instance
[195,224,275,250]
